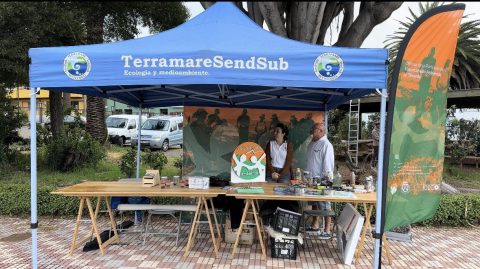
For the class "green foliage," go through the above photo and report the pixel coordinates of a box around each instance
[173,157,183,176]
[445,116,479,163]
[120,148,138,178]
[326,109,349,153]
[43,127,106,171]
[142,149,168,176]
[0,86,28,170]
[418,194,480,226]
[444,163,480,189]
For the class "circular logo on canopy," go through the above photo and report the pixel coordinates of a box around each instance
[313,53,344,81]
[64,52,91,80]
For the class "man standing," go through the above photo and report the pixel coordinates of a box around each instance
[306,123,335,239]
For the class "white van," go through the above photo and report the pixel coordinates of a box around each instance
[106,114,147,146]
[131,115,183,151]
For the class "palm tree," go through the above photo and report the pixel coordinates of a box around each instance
[384,2,480,90]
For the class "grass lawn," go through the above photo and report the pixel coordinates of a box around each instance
[444,163,480,189]
[2,145,181,187]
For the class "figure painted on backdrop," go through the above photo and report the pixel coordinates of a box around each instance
[306,123,335,239]
[207,109,223,132]
[265,123,294,183]
[190,108,211,154]
[409,47,436,134]
[237,109,250,143]
[255,114,268,143]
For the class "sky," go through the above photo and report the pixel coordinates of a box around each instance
[140,2,480,120]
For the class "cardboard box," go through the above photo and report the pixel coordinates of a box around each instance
[224,218,256,245]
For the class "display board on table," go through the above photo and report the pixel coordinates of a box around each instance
[182,106,323,179]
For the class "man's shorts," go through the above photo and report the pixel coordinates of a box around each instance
[308,201,331,210]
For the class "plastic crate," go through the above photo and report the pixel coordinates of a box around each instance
[270,237,298,260]
[271,207,302,236]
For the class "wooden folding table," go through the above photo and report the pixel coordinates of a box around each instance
[52,181,226,257]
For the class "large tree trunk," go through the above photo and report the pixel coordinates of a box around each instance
[63,93,71,112]
[334,2,403,47]
[49,91,63,136]
[201,2,402,49]
[84,3,107,143]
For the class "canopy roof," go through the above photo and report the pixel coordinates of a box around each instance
[29,2,388,111]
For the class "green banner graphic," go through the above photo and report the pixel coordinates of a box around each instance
[383,6,464,231]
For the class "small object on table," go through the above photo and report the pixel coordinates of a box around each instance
[173,176,180,186]
[236,187,264,194]
[179,178,189,187]
[160,176,171,188]
[142,170,160,187]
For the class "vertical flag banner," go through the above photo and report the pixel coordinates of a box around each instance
[382,5,464,231]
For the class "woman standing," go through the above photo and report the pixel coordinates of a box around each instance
[265,123,294,183]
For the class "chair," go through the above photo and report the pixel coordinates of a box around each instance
[117,204,198,246]
[302,208,337,242]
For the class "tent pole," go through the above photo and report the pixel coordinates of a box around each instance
[374,88,387,268]
[136,104,142,179]
[30,87,38,269]
[324,104,328,133]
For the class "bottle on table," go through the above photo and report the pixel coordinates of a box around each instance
[333,166,342,188]
[295,168,302,181]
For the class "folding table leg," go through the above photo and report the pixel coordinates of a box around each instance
[184,197,202,257]
[382,233,393,265]
[231,199,251,257]
[202,197,219,257]
[251,199,266,260]
[70,197,85,256]
[105,196,120,244]
[208,198,222,241]
[86,197,105,256]
[354,204,374,263]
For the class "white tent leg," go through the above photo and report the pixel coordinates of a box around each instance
[30,87,39,269]
[374,88,387,268]
[136,104,142,179]
[135,105,143,225]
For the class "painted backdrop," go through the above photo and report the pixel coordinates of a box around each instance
[182,106,323,179]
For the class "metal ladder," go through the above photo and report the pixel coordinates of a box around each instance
[348,99,360,166]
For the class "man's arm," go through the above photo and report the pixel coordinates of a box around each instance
[323,143,335,180]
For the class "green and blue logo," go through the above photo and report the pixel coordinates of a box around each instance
[313,53,344,81]
[64,52,91,80]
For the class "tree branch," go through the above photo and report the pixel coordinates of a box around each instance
[316,2,338,45]
[338,2,354,41]
[258,2,287,37]
[335,2,403,47]
[247,2,264,26]
[200,2,215,10]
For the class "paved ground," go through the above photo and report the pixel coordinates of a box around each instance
[0,216,479,269]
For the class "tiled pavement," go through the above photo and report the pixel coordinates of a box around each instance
[0,216,479,269]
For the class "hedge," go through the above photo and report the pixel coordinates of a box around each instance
[1,183,479,227]
[0,183,184,217]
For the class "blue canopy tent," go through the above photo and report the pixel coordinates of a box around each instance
[28,2,388,268]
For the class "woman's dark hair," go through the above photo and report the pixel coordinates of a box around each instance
[275,123,289,139]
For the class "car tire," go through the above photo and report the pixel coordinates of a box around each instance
[162,139,169,152]
[118,137,125,147]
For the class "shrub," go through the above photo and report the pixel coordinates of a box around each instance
[173,157,183,176]
[142,149,168,176]
[43,127,106,171]
[418,194,480,226]
[120,148,137,178]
